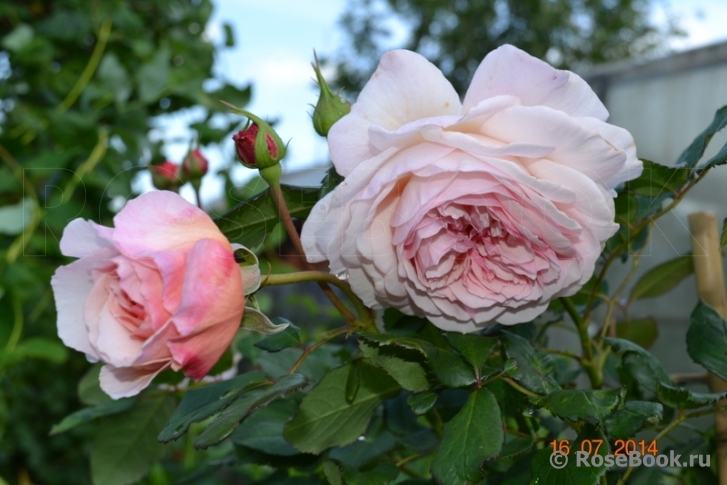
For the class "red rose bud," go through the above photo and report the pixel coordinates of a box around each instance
[183,148,209,179]
[311,53,351,137]
[150,161,181,190]
[229,110,286,170]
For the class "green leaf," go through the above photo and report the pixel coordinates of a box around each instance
[234,245,262,295]
[214,185,320,252]
[284,362,400,454]
[4,336,68,364]
[501,332,560,394]
[78,364,111,406]
[676,105,727,167]
[687,301,727,381]
[657,383,727,409]
[425,345,477,389]
[358,332,427,356]
[530,388,623,425]
[342,462,399,485]
[499,436,535,460]
[97,53,131,104]
[204,84,251,112]
[50,398,136,435]
[346,360,361,404]
[137,47,170,103]
[615,317,658,349]
[359,339,430,392]
[627,159,690,196]
[444,332,498,371]
[194,373,308,448]
[90,392,176,485]
[605,401,663,439]
[329,431,397,468]
[628,255,693,302]
[407,391,437,416]
[529,425,610,485]
[2,24,34,52]
[231,398,300,456]
[319,166,345,199]
[323,461,343,485]
[241,307,290,335]
[158,370,267,442]
[254,320,301,352]
[222,22,235,47]
[0,198,35,235]
[605,337,672,392]
[430,388,503,485]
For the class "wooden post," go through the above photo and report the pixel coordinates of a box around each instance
[689,212,727,485]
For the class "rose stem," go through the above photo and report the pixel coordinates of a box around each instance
[560,296,602,388]
[265,179,368,325]
[288,326,350,374]
[262,271,370,324]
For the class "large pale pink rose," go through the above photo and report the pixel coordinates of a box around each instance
[52,191,244,398]
[302,45,641,332]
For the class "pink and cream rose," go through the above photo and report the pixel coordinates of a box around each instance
[302,45,641,332]
[52,191,244,398]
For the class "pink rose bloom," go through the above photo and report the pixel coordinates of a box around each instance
[302,45,641,332]
[52,191,244,398]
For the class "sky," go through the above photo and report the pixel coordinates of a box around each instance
[159,0,727,205]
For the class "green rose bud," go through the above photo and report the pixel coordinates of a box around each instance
[311,53,351,137]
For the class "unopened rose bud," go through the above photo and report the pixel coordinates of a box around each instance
[183,148,209,179]
[311,53,351,137]
[230,112,286,170]
[150,161,181,190]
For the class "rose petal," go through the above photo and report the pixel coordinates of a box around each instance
[168,238,243,379]
[463,44,608,120]
[51,249,118,359]
[112,191,230,259]
[59,218,114,258]
[329,50,462,177]
[99,362,170,399]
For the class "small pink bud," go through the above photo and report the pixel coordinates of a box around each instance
[150,161,181,190]
[231,117,285,170]
[183,148,209,179]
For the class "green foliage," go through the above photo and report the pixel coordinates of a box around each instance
[0,1,251,482]
[332,0,679,95]
[158,371,268,443]
[687,301,727,381]
[50,397,137,436]
[628,255,694,302]
[530,388,624,425]
[194,373,308,448]
[284,362,400,454]
[501,332,560,394]
[430,388,503,485]
[214,185,320,252]
[255,320,302,352]
[657,383,727,410]
[605,401,663,439]
[90,391,176,485]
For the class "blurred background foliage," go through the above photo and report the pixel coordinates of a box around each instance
[331,0,682,95]
[0,0,252,483]
[0,0,685,484]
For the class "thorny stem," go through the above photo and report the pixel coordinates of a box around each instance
[288,326,350,374]
[267,182,371,326]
